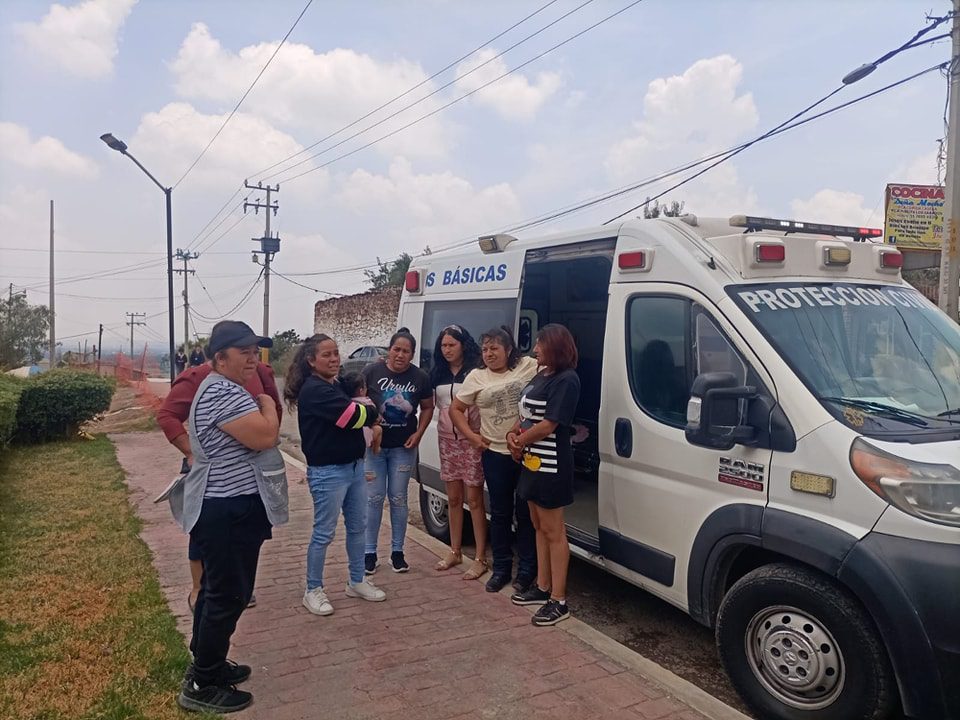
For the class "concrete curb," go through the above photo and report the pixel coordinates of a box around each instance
[280,451,751,720]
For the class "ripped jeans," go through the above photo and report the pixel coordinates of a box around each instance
[364,445,416,554]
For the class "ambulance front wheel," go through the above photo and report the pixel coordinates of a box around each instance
[716,563,896,720]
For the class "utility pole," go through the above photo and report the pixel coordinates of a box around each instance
[244,181,280,362]
[125,312,146,357]
[49,200,55,367]
[174,249,199,353]
[97,323,103,374]
[939,0,960,321]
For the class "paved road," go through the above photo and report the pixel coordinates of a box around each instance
[275,379,747,712]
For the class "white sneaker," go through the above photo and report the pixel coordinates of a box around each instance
[302,587,334,616]
[345,579,386,602]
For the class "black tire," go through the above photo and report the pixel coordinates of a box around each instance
[419,485,451,543]
[716,563,896,720]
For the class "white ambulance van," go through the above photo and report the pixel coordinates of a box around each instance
[398,215,960,720]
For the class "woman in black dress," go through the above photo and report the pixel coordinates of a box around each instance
[507,324,581,626]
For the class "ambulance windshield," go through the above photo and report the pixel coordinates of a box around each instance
[729,283,960,433]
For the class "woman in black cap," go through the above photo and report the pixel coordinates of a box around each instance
[173,320,283,714]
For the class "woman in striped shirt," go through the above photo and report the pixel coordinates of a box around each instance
[284,334,386,617]
[507,324,581,627]
[178,321,279,714]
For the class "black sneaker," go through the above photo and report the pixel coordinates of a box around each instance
[183,660,252,687]
[511,585,551,606]
[177,681,252,713]
[364,553,379,575]
[390,551,409,573]
[532,599,570,626]
[485,572,511,593]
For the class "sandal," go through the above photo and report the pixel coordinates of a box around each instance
[435,550,463,571]
[462,557,489,581]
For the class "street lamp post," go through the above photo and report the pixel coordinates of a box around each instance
[100,133,176,383]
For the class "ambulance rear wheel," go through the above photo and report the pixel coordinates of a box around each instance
[716,563,896,720]
[419,485,450,543]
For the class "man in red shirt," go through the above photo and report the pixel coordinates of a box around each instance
[158,355,283,612]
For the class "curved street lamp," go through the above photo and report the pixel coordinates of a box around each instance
[99,133,176,382]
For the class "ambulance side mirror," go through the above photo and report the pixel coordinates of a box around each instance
[685,372,758,451]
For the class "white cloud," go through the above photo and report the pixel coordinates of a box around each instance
[335,157,522,248]
[16,0,136,79]
[128,102,327,194]
[605,55,759,215]
[892,150,940,186]
[170,23,450,159]
[454,49,562,121]
[791,189,874,227]
[0,122,98,177]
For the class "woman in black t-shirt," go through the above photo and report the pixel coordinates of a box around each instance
[362,329,434,574]
[507,324,581,627]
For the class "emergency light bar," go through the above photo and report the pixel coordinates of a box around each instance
[730,215,883,241]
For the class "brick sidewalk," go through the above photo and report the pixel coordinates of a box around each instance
[113,431,711,720]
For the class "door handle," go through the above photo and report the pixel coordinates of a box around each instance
[615,417,633,457]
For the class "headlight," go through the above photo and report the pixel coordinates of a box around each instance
[850,438,960,527]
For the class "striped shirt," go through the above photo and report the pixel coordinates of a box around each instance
[518,369,580,477]
[194,378,261,498]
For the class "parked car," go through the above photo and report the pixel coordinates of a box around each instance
[340,345,388,375]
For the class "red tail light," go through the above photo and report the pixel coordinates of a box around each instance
[618,251,647,270]
[404,270,421,293]
[755,244,786,263]
[879,251,903,269]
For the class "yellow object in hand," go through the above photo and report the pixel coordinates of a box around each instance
[522,453,541,471]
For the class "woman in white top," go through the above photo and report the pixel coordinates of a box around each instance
[450,326,538,594]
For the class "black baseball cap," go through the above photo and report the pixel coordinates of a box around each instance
[208,321,272,355]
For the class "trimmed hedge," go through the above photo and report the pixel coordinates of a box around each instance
[0,374,24,447]
[15,370,114,443]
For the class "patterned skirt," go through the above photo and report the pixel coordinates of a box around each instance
[438,436,485,487]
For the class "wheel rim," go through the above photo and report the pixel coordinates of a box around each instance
[427,493,448,528]
[744,605,845,710]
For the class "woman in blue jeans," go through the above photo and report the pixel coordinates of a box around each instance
[362,328,434,574]
[284,334,386,616]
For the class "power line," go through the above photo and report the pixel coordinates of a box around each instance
[193,271,224,316]
[271,267,341,295]
[196,211,252,254]
[258,0,591,182]
[172,0,314,189]
[274,0,646,185]
[190,268,265,321]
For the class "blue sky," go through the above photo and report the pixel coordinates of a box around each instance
[0,0,949,351]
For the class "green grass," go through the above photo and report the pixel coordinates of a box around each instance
[0,437,193,720]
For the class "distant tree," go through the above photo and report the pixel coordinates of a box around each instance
[642,198,686,219]
[364,253,413,290]
[270,329,301,363]
[0,294,50,370]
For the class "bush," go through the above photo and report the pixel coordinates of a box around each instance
[15,370,114,443]
[0,374,24,447]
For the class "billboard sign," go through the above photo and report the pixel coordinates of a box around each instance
[884,183,945,251]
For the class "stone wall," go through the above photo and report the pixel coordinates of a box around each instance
[313,286,402,354]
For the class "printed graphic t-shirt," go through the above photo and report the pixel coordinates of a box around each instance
[456,355,538,455]
[518,369,581,478]
[363,363,433,448]
[193,377,261,498]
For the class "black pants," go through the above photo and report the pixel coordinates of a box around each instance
[189,495,270,686]
[482,450,536,581]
